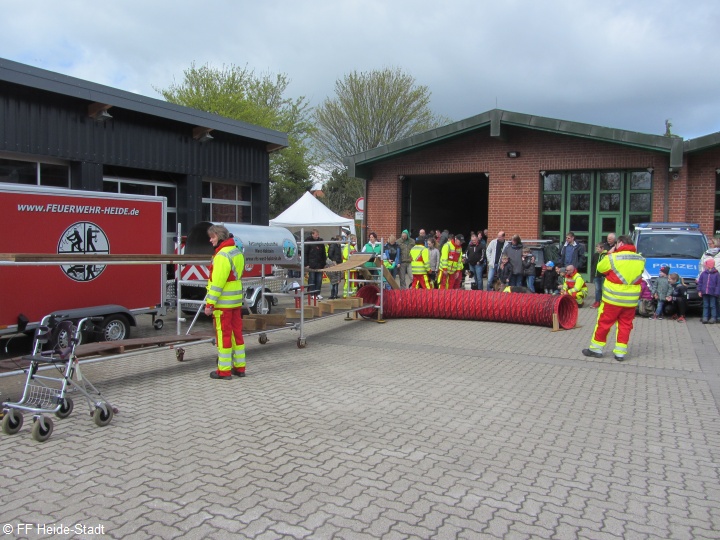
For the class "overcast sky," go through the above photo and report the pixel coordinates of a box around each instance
[3,0,719,140]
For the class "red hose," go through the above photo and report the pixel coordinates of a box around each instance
[354,286,578,329]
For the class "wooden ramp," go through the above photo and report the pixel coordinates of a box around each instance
[0,335,212,374]
[72,335,205,358]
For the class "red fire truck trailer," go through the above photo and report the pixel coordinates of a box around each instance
[0,184,168,343]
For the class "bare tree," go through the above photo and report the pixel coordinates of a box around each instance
[313,68,450,169]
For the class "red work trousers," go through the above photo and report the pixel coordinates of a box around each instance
[212,307,245,374]
[411,274,432,289]
[591,302,635,348]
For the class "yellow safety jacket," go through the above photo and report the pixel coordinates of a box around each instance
[439,240,463,273]
[205,239,244,309]
[342,242,357,262]
[598,246,645,308]
[562,270,587,297]
[410,245,430,275]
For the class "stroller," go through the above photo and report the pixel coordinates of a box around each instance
[1,315,117,442]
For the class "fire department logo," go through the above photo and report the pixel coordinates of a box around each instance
[57,221,110,282]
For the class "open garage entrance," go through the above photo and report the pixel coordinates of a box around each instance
[400,173,489,238]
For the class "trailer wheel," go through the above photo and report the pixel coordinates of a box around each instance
[52,321,80,350]
[2,409,23,435]
[297,338,306,349]
[31,416,53,442]
[251,295,272,315]
[93,405,114,427]
[153,319,164,330]
[100,315,130,341]
[55,398,74,419]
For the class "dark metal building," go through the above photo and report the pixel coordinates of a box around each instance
[0,58,288,250]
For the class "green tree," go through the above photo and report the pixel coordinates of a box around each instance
[157,62,315,217]
[313,67,451,169]
[322,168,364,217]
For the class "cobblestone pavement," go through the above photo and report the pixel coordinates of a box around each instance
[1,295,720,539]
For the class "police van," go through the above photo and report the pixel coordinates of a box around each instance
[632,223,708,307]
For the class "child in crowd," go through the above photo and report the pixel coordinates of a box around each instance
[666,273,688,323]
[381,257,395,290]
[497,254,513,289]
[540,260,558,294]
[325,257,341,300]
[638,279,654,317]
[697,258,720,324]
[556,267,567,295]
[590,242,608,308]
[521,248,536,292]
[651,265,672,320]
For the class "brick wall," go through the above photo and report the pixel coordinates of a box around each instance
[687,148,720,236]
[362,126,720,240]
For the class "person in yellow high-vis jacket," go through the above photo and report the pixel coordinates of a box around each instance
[582,235,645,362]
[450,234,465,288]
[342,235,358,297]
[409,237,431,289]
[204,225,246,380]
[437,234,463,289]
[561,264,587,306]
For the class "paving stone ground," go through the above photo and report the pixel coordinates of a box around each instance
[1,292,720,539]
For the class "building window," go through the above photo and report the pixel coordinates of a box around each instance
[201,181,252,223]
[103,177,177,250]
[0,157,69,187]
[627,171,653,227]
[540,170,653,276]
[541,173,563,242]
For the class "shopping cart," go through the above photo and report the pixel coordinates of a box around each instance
[1,315,118,442]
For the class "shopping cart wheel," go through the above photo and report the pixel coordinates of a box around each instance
[31,416,53,442]
[55,397,74,419]
[93,405,114,427]
[297,338,307,349]
[259,334,268,345]
[2,409,23,435]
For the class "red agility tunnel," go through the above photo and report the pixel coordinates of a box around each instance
[355,286,578,329]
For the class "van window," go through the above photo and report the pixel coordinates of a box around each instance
[636,234,706,259]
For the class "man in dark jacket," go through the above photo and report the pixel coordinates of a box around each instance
[304,229,326,300]
[559,231,586,270]
[502,234,525,287]
[327,236,343,264]
[384,235,401,278]
[464,233,486,290]
[397,229,414,288]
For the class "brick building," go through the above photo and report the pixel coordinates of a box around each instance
[346,109,720,276]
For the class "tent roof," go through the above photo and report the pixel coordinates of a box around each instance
[269,192,354,228]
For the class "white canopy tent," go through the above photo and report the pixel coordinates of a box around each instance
[269,191,356,240]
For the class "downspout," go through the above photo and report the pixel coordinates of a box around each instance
[663,168,670,222]
[665,137,683,222]
[363,177,368,245]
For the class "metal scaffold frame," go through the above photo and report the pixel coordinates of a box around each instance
[174,227,386,349]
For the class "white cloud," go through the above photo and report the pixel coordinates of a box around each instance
[3,0,719,138]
